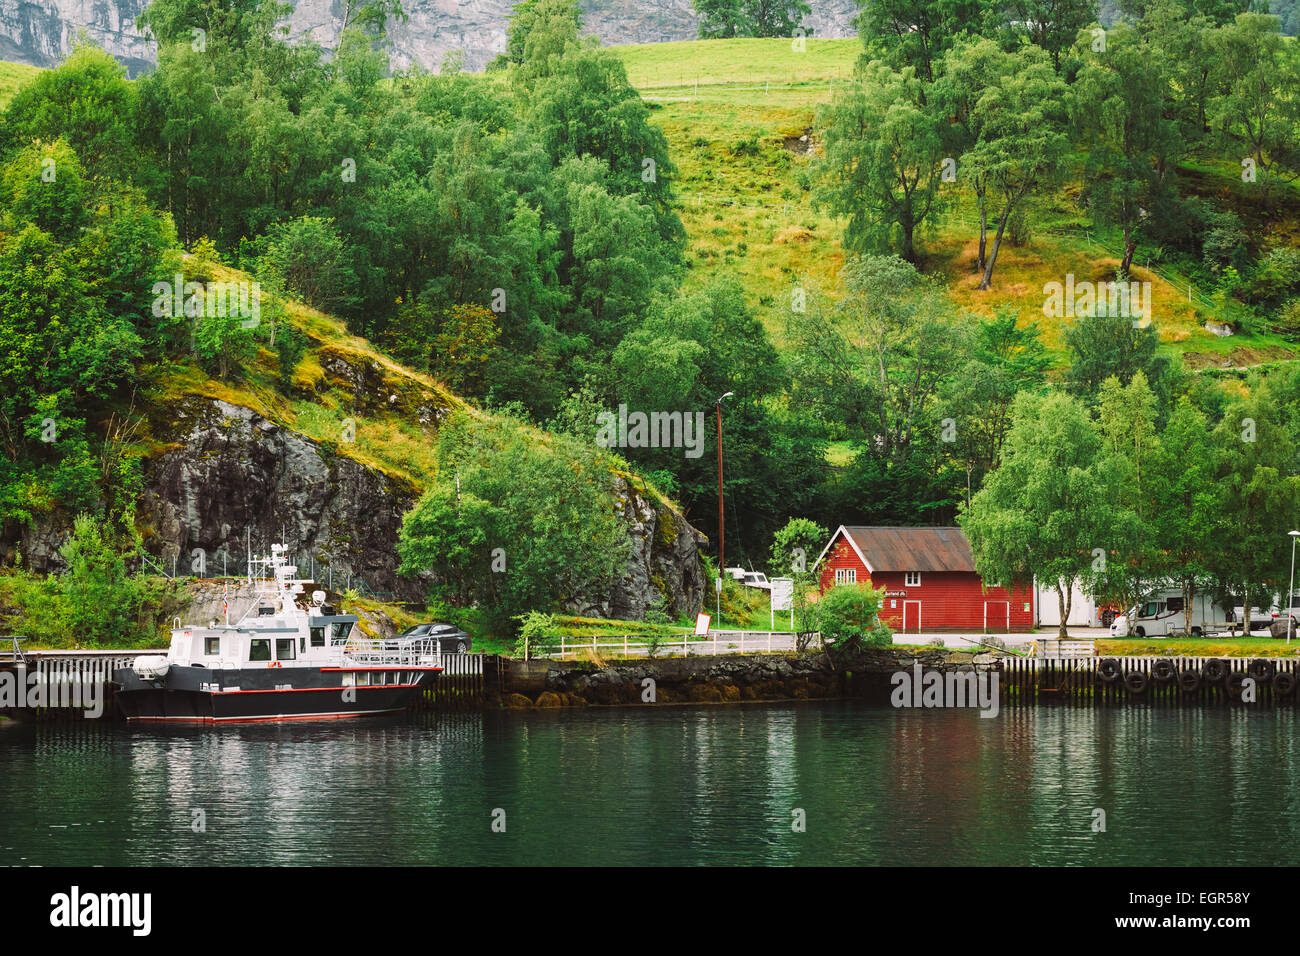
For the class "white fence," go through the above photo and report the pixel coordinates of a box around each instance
[537,631,822,660]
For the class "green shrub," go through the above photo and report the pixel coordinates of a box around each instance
[812,583,892,653]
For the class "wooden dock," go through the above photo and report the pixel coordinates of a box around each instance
[1000,655,1300,704]
[411,653,486,713]
[0,648,488,719]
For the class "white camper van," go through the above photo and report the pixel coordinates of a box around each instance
[1109,589,1229,637]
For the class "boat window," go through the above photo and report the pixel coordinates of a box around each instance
[310,626,326,648]
[276,639,296,661]
[358,672,370,686]
[249,640,271,662]
[205,637,220,656]
[331,622,353,644]
[299,637,305,654]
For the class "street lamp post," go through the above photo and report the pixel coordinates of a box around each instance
[1288,530,1300,645]
[715,391,733,626]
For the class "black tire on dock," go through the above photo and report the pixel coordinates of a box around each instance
[1202,658,1229,684]
[1152,658,1177,682]
[1247,658,1275,681]
[1097,658,1122,682]
[1225,671,1249,698]
[1178,668,1201,693]
[1123,670,1149,694]
[1274,671,1298,696]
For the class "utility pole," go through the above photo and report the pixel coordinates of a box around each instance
[1288,531,1300,644]
[715,391,734,614]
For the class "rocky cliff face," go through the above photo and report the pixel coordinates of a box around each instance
[575,475,706,622]
[0,0,857,74]
[8,392,704,619]
[136,397,424,596]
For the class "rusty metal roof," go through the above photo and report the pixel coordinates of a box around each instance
[842,526,976,573]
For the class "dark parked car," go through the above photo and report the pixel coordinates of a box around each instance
[396,623,472,654]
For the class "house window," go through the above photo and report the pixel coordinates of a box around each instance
[835,568,856,585]
[905,572,921,587]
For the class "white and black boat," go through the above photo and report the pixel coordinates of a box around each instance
[113,545,443,723]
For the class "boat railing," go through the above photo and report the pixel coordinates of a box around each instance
[342,636,440,667]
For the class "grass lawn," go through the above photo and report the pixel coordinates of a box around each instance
[1096,637,1297,657]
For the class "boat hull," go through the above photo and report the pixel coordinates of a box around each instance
[112,664,438,724]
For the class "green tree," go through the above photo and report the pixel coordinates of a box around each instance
[1063,310,1167,401]
[496,0,583,75]
[1209,371,1300,622]
[815,62,946,262]
[787,256,970,472]
[398,412,630,628]
[939,310,1050,506]
[1073,22,1182,275]
[59,514,142,647]
[1089,372,1160,632]
[1207,13,1300,190]
[960,390,1120,637]
[768,517,828,648]
[259,216,358,316]
[1,43,138,181]
[1,140,90,242]
[965,46,1070,289]
[1002,0,1099,70]
[694,0,812,37]
[855,0,994,85]
[933,36,1016,273]
[1145,398,1225,635]
[430,304,502,399]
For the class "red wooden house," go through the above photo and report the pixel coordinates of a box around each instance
[815,526,1035,633]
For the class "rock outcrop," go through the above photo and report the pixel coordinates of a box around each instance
[0,0,859,75]
[570,475,705,622]
[6,392,704,619]
[138,397,427,599]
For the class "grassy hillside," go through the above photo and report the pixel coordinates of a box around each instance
[610,37,1300,371]
[147,259,678,517]
[0,61,40,108]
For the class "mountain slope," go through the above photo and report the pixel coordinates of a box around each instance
[0,0,858,75]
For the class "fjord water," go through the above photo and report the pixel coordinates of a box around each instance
[2,702,1298,866]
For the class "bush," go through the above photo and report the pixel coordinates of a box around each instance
[1273,297,1300,341]
[812,583,892,654]
[1247,248,1300,308]
[259,217,358,317]
[514,610,558,659]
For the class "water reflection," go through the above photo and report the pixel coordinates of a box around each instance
[1,703,1297,865]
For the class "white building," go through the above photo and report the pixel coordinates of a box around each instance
[1034,578,1103,628]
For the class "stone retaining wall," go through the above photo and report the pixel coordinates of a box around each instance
[491,648,1003,708]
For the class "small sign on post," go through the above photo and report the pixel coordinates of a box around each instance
[771,576,794,631]
[695,613,711,636]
